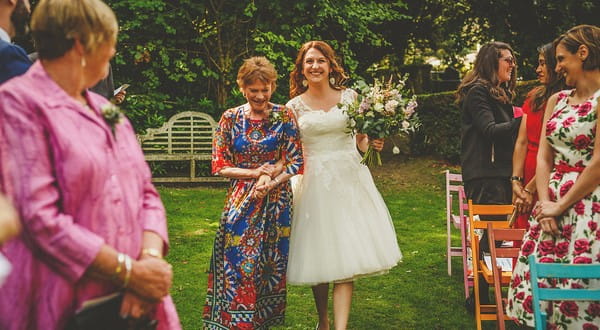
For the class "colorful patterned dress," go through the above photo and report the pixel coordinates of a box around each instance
[203,104,303,329]
[506,89,600,328]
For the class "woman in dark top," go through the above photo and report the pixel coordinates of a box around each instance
[456,41,522,304]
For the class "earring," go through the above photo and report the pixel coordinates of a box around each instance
[329,76,335,85]
[81,57,86,67]
[302,79,308,87]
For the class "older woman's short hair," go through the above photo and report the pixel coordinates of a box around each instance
[236,56,278,92]
[31,0,118,60]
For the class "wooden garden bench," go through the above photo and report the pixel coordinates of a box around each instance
[137,111,227,183]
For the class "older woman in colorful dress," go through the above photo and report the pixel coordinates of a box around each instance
[0,0,180,329]
[507,24,600,328]
[202,56,303,329]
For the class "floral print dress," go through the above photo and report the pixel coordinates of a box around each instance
[506,89,600,329]
[203,105,303,329]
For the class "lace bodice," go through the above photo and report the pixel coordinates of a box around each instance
[287,89,358,158]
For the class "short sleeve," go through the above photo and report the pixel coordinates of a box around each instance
[212,108,236,174]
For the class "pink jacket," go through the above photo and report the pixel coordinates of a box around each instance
[0,62,180,329]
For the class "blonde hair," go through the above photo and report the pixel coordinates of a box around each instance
[236,56,278,92]
[31,0,118,60]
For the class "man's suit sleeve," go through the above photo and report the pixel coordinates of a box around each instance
[0,43,32,85]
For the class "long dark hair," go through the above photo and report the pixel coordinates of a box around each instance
[289,40,348,98]
[529,43,567,112]
[456,41,517,105]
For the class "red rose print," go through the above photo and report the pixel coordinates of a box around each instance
[552,171,563,181]
[562,224,573,240]
[573,134,592,150]
[560,301,579,317]
[549,188,556,201]
[583,324,599,330]
[546,120,557,135]
[597,252,600,262]
[560,180,574,197]
[515,291,525,300]
[586,303,600,317]
[538,240,555,256]
[529,225,541,240]
[597,229,600,240]
[525,270,530,281]
[577,103,592,116]
[512,274,522,288]
[555,241,569,258]
[523,295,533,313]
[548,324,559,330]
[574,256,593,264]
[539,257,555,263]
[593,202,600,213]
[574,201,586,215]
[522,240,536,256]
[571,282,584,289]
[574,239,590,255]
[562,116,576,127]
[589,220,598,232]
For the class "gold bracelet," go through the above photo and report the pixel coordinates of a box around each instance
[114,253,125,280]
[142,248,163,259]
[123,255,132,288]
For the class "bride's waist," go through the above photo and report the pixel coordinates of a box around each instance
[303,148,360,159]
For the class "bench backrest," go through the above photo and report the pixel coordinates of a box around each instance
[138,111,217,154]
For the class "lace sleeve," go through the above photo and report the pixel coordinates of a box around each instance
[286,96,304,119]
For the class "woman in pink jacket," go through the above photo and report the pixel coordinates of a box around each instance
[0,0,180,329]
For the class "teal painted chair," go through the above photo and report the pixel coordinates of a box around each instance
[528,255,600,330]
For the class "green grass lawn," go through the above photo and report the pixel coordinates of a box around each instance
[160,157,511,329]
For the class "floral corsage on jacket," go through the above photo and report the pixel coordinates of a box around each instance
[101,103,124,137]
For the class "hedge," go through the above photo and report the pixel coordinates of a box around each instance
[410,80,538,163]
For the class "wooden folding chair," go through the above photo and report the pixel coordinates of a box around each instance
[468,200,514,330]
[529,255,600,330]
[487,224,525,330]
[445,171,472,298]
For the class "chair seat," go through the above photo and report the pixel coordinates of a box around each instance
[479,261,512,284]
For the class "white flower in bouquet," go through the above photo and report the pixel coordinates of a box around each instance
[384,100,398,114]
[344,75,420,166]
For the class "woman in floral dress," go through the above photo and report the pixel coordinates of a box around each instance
[507,25,600,328]
[203,57,303,329]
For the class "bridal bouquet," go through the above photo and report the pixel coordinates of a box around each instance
[344,76,419,166]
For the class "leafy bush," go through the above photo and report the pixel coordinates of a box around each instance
[410,80,538,163]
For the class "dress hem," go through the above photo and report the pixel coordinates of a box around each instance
[287,260,401,286]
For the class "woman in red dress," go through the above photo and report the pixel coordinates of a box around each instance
[511,43,567,230]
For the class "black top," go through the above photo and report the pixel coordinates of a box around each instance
[460,83,521,182]
[89,64,114,100]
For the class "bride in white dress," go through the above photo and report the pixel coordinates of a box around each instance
[286,41,402,330]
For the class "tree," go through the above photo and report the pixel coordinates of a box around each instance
[465,0,599,78]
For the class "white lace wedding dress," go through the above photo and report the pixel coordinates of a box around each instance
[286,88,402,285]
